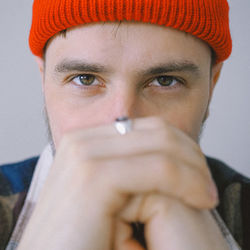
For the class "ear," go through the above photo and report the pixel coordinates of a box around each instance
[34,56,45,91]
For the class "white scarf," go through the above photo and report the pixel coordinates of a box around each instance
[6,145,53,250]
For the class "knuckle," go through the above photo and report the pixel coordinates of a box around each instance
[58,132,95,165]
[63,133,95,160]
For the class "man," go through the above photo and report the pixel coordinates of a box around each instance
[0,0,249,249]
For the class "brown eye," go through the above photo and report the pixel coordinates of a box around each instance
[156,76,176,86]
[76,74,96,86]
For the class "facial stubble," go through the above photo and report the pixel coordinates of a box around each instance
[43,106,208,157]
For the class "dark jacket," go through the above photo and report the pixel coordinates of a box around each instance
[0,156,249,250]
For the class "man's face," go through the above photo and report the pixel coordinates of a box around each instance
[41,21,219,148]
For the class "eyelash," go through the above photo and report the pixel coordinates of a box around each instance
[67,74,104,90]
[148,76,184,89]
[68,74,185,90]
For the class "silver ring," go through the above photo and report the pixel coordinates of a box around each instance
[114,117,132,135]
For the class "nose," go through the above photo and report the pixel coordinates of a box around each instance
[105,85,140,121]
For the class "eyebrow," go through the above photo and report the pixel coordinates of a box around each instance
[54,59,108,74]
[54,59,201,77]
[141,61,201,77]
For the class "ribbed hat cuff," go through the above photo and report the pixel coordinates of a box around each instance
[29,0,232,63]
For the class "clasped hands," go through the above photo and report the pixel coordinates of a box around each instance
[18,117,229,250]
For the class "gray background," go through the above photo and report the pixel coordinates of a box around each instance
[0,0,249,177]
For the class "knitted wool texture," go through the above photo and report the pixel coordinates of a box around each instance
[29,0,232,62]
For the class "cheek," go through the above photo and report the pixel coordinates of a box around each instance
[169,104,207,141]
[44,84,104,148]
[46,103,106,148]
[44,78,210,147]
[157,90,210,141]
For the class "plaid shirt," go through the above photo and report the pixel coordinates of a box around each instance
[0,156,249,250]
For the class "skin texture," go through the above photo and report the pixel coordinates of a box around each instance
[18,22,229,250]
[42,22,219,146]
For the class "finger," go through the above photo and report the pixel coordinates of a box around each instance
[65,116,165,139]
[72,128,211,179]
[62,115,211,180]
[140,194,228,250]
[143,194,195,250]
[91,153,217,211]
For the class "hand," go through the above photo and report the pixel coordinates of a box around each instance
[115,194,229,250]
[18,117,223,250]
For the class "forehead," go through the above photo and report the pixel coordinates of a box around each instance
[45,21,211,73]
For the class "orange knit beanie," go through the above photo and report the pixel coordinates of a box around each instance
[29,0,232,63]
